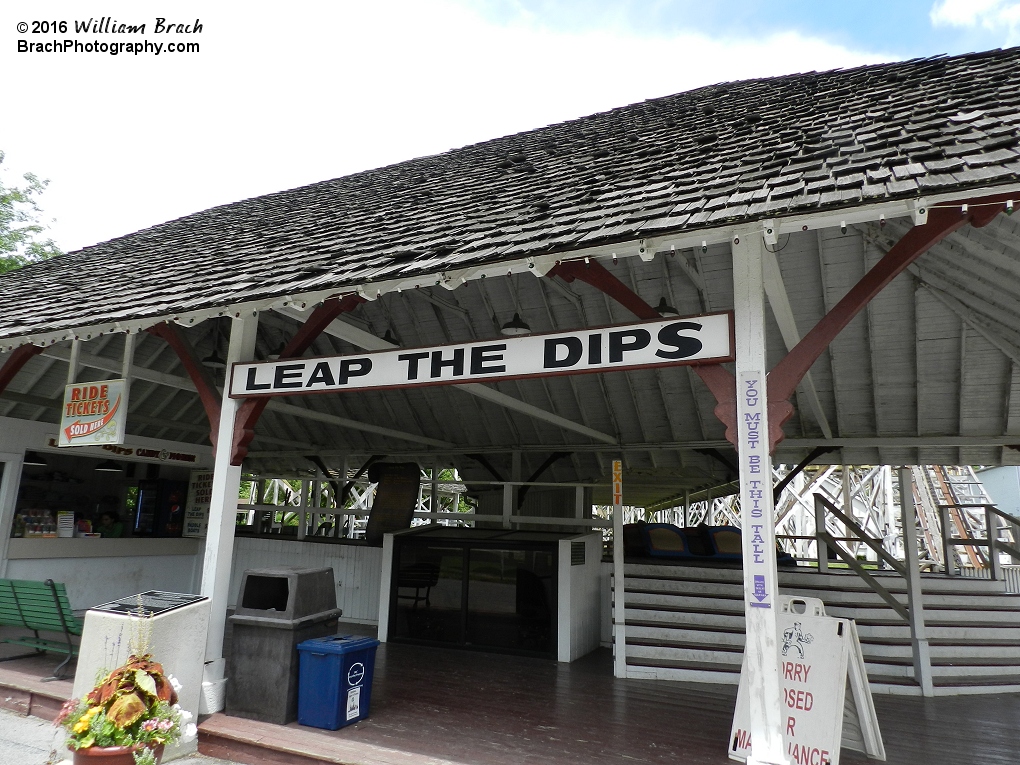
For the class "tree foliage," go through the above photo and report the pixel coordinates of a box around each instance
[0,150,61,274]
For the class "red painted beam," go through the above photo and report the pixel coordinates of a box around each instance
[766,194,1011,448]
[229,294,366,465]
[147,323,223,448]
[549,258,743,442]
[549,260,661,321]
[0,345,44,398]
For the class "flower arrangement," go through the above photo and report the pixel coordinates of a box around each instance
[55,653,196,763]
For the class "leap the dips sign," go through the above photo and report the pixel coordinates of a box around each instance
[230,313,733,397]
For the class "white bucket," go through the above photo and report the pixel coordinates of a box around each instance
[199,678,227,715]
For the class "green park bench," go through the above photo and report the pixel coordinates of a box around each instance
[0,578,83,680]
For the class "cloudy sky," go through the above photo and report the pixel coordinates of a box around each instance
[2,0,1019,253]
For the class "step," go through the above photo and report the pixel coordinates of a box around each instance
[626,623,746,646]
[624,591,745,612]
[626,642,744,667]
[625,657,741,685]
[624,583,746,603]
[825,606,1020,624]
[624,607,745,630]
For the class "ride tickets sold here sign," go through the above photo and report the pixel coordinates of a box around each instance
[229,314,734,397]
[58,378,128,447]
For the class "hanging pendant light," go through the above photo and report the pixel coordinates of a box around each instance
[202,322,226,368]
[655,297,680,316]
[500,312,532,336]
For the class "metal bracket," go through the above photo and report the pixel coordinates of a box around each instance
[910,198,929,226]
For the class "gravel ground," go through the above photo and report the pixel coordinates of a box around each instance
[0,708,237,765]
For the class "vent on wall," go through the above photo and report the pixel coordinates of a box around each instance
[571,541,586,566]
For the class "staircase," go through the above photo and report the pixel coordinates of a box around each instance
[619,562,1020,696]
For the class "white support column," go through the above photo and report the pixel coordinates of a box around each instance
[898,467,934,696]
[297,480,308,540]
[611,459,626,678]
[120,332,136,378]
[201,313,259,672]
[0,451,25,579]
[66,338,81,386]
[430,459,440,524]
[732,230,788,765]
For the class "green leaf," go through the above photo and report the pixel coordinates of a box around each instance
[134,670,157,699]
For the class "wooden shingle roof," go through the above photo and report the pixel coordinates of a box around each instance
[2,47,1020,341]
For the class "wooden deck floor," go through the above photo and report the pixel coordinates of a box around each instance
[4,630,1020,765]
[201,636,1020,765]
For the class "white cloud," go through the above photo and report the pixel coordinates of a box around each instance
[930,0,1020,42]
[0,0,891,252]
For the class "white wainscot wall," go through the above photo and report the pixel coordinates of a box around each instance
[228,537,383,624]
[5,538,204,611]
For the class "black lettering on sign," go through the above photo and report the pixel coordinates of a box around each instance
[588,334,602,364]
[339,359,372,384]
[274,363,304,389]
[398,352,430,380]
[544,337,582,369]
[608,329,650,363]
[655,321,703,359]
[246,368,270,391]
[306,361,336,387]
[431,348,465,377]
[471,344,506,374]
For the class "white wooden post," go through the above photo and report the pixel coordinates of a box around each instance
[120,332,136,381]
[297,479,308,540]
[201,314,258,669]
[612,459,626,678]
[732,230,788,765]
[0,451,25,579]
[66,338,81,386]
[899,467,934,696]
[431,459,440,523]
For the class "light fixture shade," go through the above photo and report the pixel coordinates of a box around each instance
[95,459,123,473]
[202,349,226,369]
[655,297,680,316]
[23,451,47,466]
[500,312,532,336]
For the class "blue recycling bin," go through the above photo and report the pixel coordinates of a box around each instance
[296,635,381,730]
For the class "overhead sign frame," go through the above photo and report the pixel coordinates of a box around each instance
[229,312,734,399]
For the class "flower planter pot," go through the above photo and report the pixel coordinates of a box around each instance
[72,744,164,765]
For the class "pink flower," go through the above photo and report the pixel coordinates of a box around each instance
[54,699,79,726]
[158,719,174,731]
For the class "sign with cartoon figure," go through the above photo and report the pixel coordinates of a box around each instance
[58,379,128,447]
[729,595,885,765]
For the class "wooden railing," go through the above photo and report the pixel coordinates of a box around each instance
[812,493,911,622]
[938,503,1020,579]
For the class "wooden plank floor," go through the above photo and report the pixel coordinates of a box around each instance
[201,637,1020,765]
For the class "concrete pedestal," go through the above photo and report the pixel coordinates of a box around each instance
[72,592,210,761]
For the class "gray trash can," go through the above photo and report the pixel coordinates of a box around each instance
[226,566,342,724]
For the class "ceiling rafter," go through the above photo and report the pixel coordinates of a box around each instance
[761,245,833,439]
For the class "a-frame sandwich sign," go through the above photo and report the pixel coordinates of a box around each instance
[729,595,885,765]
